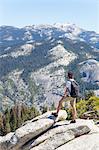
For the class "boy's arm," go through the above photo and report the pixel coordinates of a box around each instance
[61,88,68,100]
[64,88,67,97]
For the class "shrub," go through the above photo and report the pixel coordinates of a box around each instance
[76,96,99,118]
[76,100,87,118]
[87,96,99,115]
[65,108,72,120]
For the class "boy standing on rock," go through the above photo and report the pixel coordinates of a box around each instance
[52,71,79,123]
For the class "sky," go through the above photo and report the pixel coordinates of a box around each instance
[0,0,99,33]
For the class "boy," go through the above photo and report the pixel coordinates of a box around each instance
[53,71,78,123]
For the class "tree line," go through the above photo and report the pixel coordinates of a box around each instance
[0,103,40,136]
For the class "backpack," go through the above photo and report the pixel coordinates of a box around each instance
[70,80,80,98]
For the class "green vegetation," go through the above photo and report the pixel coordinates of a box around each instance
[0,104,40,136]
[4,108,11,134]
[0,112,4,136]
[65,108,72,120]
[76,96,99,118]
[87,96,99,112]
[10,107,17,131]
[76,100,87,118]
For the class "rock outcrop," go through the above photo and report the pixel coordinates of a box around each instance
[0,118,54,150]
[57,133,99,150]
[0,110,99,150]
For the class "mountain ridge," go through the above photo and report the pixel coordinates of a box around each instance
[0,23,99,111]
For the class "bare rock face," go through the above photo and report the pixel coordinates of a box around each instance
[79,59,99,85]
[30,125,90,150]
[0,118,54,150]
[57,133,99,150]
[29,119,99,150]
[0,111,99,150]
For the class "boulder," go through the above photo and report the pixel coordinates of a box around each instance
[55,110,67,122]
[0,118,54,150]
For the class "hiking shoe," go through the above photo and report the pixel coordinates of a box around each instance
[52,112,58,117]
[70,120,76,123]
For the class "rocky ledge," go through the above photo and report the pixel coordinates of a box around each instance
[0,110,99,150]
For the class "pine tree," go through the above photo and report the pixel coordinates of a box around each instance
[17,104,22,128]
[4,108,11,134]
[0,112,3,135]
[21,104,29,122]
[28,106,39,120]
[10,107,17,131]
[1,104,40,135]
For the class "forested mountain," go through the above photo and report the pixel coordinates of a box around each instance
[0,23,99,111]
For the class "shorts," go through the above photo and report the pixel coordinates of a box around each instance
[62,96,76,107]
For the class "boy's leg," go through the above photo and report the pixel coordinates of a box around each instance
[70,98,77,121]
[56,97,65,113]
[52,96,65,116]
